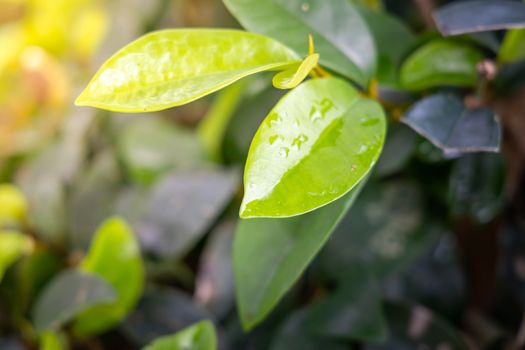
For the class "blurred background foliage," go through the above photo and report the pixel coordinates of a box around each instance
[0,0,524,349]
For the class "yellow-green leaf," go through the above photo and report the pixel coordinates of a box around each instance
[76,29,299,112]
[0,184,28,228]
[0,231,33,282]
[272,53,319,89]
[142,320,217,350]
[73,217,144,336]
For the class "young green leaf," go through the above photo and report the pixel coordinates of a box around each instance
[142,320,217,350]
[76,29,299,112]
[32,270,117,332]
[0,231,33,282]
[73,217,144,336]
[234,181,365,330]
[40,331,66,350]
[240,77,385,218]
[223,0,376,86]
[400,39,483,91]
[272,53,319,89]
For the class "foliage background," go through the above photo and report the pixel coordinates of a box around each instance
[1,0,525,349]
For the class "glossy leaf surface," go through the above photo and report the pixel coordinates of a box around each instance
[223,0,376,86]
[402,93,501,153]
[272,54,319,89]
[76,29,299,112]
[400,39,483,90]
[74,217,144,335]
[241,78,385,218]
[32,270,117,332]
[0,231,33,282]
[433,0,525,36]
[142,320,217,350]
[235,181,365,330]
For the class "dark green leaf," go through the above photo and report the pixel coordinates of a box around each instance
[195,220,235,318]
[374,123,418,178]
[269,309,347,350]
[319,180,441,281]
[433,0,525,36]
[122,289,209,347]
[365,302,469,349]
[448,153,505,223]
[356,5,416,86]
[234,180,366,330]
[32,270,117,332]
[139,169,239,258]
[305,264,388,343]
[223,0,376,86]
[402,93,501,153]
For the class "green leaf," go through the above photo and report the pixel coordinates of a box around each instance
[76,29,299,112]
[234,180,366,330]
[319,180,442,281]
[0,231,33,282]
[0,184,27,228]
[499,29,525,63]
[355,5,416,86]
[240,77,385,218]
[32,270,117,332]
[400,39,483,90]
[270,309,347,350]
[223,0,376,86]
[142,320,217,350]
[272,53,319,89]
[380,301,469,348]
[402,93,501,154]
[198,81,246,162]
[40,331,66,350]
[73,217,144,336]
[118,117,205,185]
[304,264,388,343]
[222,76,285,163]
[121,288,209,346]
